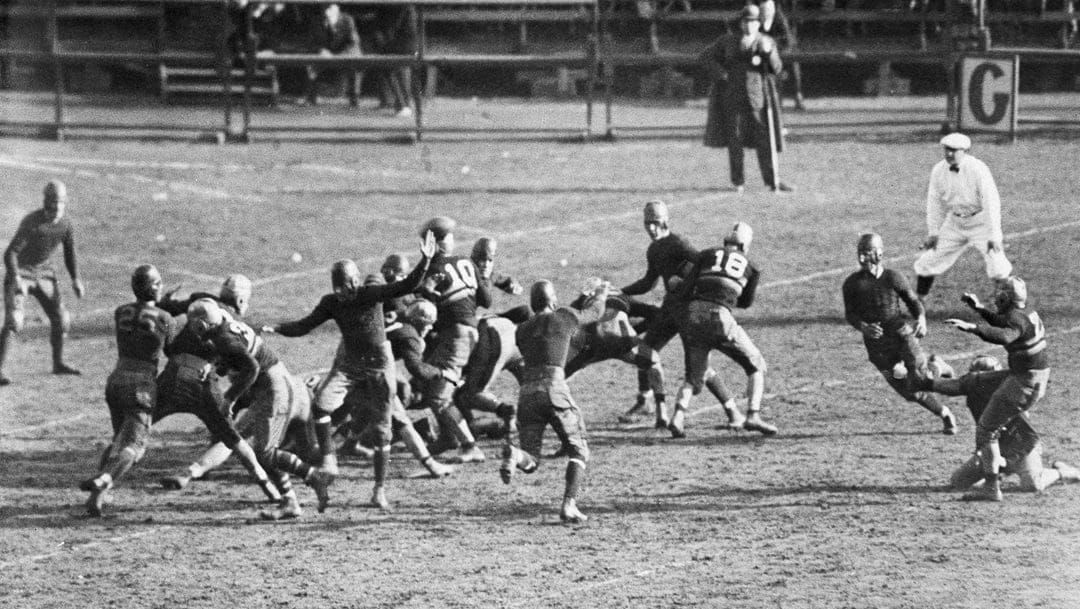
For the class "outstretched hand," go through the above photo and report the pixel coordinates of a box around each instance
[419,230,437,259]
[945,318,976,332]
[260,325,276,335]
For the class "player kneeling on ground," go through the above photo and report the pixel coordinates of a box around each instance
[917,355,1078,495]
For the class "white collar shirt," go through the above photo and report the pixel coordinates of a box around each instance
[925,154,1003,242]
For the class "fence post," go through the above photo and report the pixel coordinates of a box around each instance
[49,0,64,141]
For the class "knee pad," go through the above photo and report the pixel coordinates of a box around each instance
[58,308,72,333]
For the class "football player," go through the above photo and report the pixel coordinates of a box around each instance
[337,291,455,479]
[152,302,280,506]
[414,217,492,464]
[262,231,436,510]
[1,179,85,385]
[620,201,737,428]
[669,222,777,438]
[81,265,175,516]
[186,299,332,519]
[842,233,957,434]
[159,273,252,318]
[918,355,1079,495]
[501,279,610,524]
[944,276,1051,501]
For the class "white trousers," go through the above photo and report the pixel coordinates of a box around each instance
[913,215,1012,278]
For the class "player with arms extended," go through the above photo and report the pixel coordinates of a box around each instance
[263,231,435,509]
[842,233,957,434]
[944,277,1051,501]
[500,278,610,524]
[80,265,175,516]
[669,222,776,438]
[415,217,492,463]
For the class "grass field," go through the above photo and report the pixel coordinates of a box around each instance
[1,100,1079,608]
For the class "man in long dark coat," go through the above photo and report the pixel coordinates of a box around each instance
[701,4,793,193]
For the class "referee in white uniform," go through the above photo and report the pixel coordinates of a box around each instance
[914,132,1012,299]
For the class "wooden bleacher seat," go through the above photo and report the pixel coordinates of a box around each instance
[159,64,279,106]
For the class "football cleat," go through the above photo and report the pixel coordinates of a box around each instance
[618,394,650,423]
[453,445,486,464]
[53,363,81,376]
[962,478,1003,502]
[370,486,390,510]
[667,407,686,439]
[742,413,778,436]
[260,495,302,521]
[424,458,454,478]
[307,468,333,513]
[159,474,192,490]
[718,406,747,431]
[559,500,588,524]
[1053,461,1080,483]
[85,490,108,517]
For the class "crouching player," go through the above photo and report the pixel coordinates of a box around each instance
[919,355,1078,495]
[80,265,175,516]
[151,303,280,508]
[185,299,332,518]
[501,279,610,524]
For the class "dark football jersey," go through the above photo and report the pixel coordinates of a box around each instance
[621,232,697,298]
[958,369,1039,460]
[688,246,759,309]
[516,295,604,369]
[276,257,429,365]
[208,317,280,402]
[113,302,174,367]
[424,253,491,329]
[972,308,1049,372]
[842,268,922,333]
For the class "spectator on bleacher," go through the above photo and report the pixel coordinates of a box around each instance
[225,1,282,66]
[373,4,418,117]
[302,3,363,107]
[701,4,793,193]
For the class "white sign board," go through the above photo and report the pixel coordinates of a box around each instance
[959,56,1018,135]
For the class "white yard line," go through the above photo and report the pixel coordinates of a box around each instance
[0,154,265,203]
[0,528,166,571]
